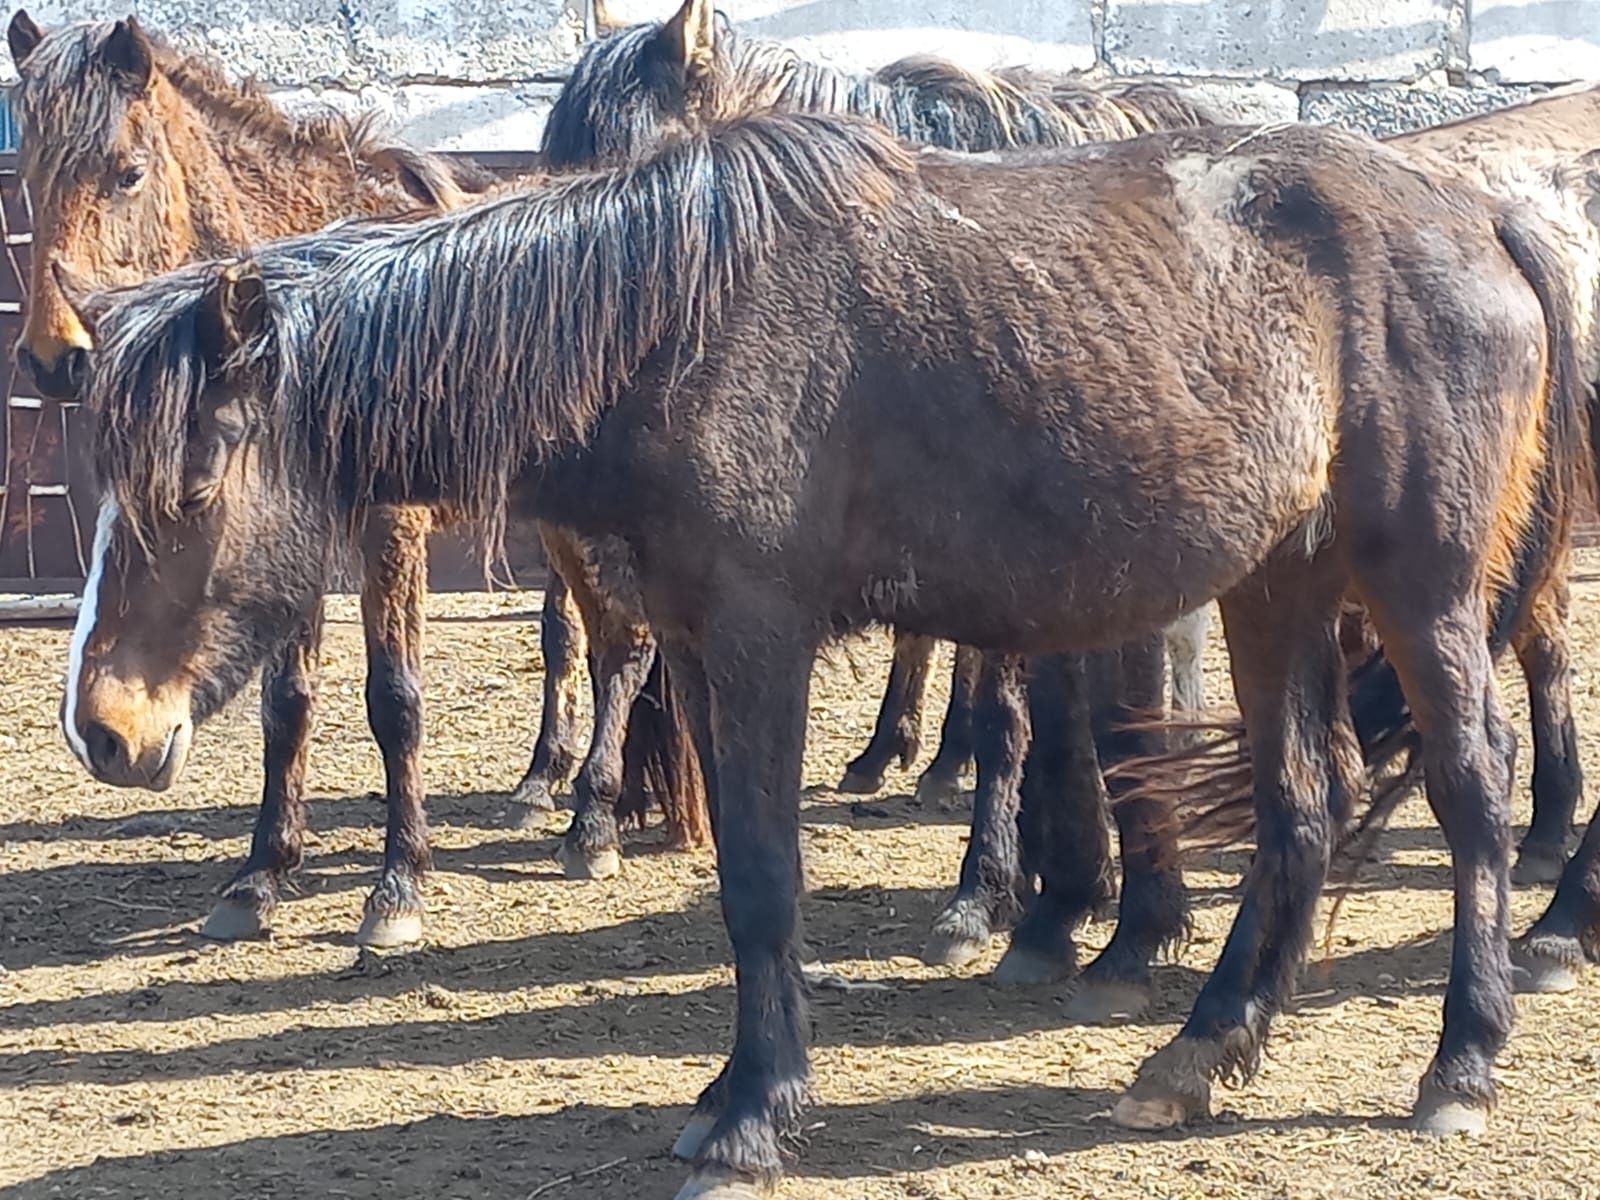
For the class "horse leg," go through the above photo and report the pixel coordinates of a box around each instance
[1514,810,1600,993]
[202,605,322,939]
[557,621,656,880]
[1114,559,1357,1130]
[915,643,980,803]
[671,609,814,1197]
[1369,598,1516,1134]
[1509,569,1582,885]
[1072,631,1192,1021]
[923,653,1031,968]
[838,631,936,794]
[511,567,588,814]
[356,505,433,949]
[1165,606,1211,749]
[991,652,1115,986]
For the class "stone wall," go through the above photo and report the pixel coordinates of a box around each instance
[6,0,1600,149]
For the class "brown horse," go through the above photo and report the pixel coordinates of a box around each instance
[548,0,1221,999]
[7,12,707,940]
[67,110,1585,1193]
[1136,84,1600,994]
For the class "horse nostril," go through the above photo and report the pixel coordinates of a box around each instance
[60,346,87,394]
[83,721,130,778]
[15,343,42,386]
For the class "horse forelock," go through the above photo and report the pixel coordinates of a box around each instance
[12,22,137,178]
[91,114,913,558]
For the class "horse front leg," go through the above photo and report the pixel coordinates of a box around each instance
[1071,632,1192,1021]
[202,604,323,939]
[923,652,1031,968]
[838,630,936,794]
[671,610,814,1198]
[557,620,656,879]
[1510,568,1583,884]
[914,643,980,802]
[511,566,588,815]
[356,504,433,948]
[1114,559,1356,1130]
[990,652,1115,986]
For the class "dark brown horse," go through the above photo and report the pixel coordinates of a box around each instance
[68,110,1585,1193]
[7,12,707,940]
[547,0,1221,998]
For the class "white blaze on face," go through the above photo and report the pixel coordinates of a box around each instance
[63,498,119,767]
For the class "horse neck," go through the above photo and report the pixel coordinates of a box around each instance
[156,70,394,254]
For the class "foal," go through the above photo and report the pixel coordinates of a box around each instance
[69,114,1583,1195]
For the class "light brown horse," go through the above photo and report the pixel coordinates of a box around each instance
[67,110,1588,1194]
[7,12,708,942]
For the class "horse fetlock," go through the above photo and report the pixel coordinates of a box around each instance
[923,896,994,967]
[1111,1037,1222,1130]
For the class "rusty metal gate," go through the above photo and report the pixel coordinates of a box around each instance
[0,150,548,594]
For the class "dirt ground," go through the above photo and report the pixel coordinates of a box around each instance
[3,560,1599,1200]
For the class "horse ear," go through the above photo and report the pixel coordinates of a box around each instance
[659,0,715,80]
[8,10,43,67]
[102,17,153,90]
[49,259,103,337]
[208,262,269,358]
[591,0,623,34]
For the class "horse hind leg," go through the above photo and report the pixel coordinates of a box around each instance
[356,504,434,948]
[915,643,980,803]
[511,567,588,816]
[838,630,936,794]
[923,652,1030,968]
[1115,556,1356,1130]
[1509,569,1583,885]
[991,652,1114,987]
[202,604,323,940]
[1071,631,1192,1022]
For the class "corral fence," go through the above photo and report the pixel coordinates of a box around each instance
[0,149,549,595]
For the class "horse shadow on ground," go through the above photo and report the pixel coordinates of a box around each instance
[2,918,1454,1091]
[2,1086,1387,1199]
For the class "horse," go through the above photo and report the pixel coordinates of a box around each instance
[549,0,1221,1001]
[1124,83,1600,994]
[66,109,1586,1194]
[5,11,709,939]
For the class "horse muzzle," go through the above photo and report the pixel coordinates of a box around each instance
[64,701,193,791]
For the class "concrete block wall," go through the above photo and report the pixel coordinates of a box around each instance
[4,0,1600,149]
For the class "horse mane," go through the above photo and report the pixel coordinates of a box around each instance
[88,112,914,552]
[541,16,1215,167]
[12,20,493,200]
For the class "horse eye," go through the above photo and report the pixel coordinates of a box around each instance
[115,165,145,192]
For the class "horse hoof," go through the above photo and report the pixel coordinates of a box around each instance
[201,899,269,941]
[922,928,988,968]
[1512,946,1582,994]
[836,768,885,795]
[1412,1097,1489,1137]
[558,842,622,881]
[991,942,1073,987]
[1066,979,1151,1023]
[1111,1090,1196,1131]
[1510,844,1567,886]
[913,773,962,805]
[673,1166,769,1200]
[357,910,424,948]
[511,775,558,813]
[672,1113,717,1161]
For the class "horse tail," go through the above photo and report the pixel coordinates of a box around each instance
[1124,204,1588,868]
[616,650,712,849]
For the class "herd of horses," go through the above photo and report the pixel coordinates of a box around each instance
[13,0,1600,1195]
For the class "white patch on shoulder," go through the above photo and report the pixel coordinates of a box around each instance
[63,499,119,766]
[1165,152,1257,223]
